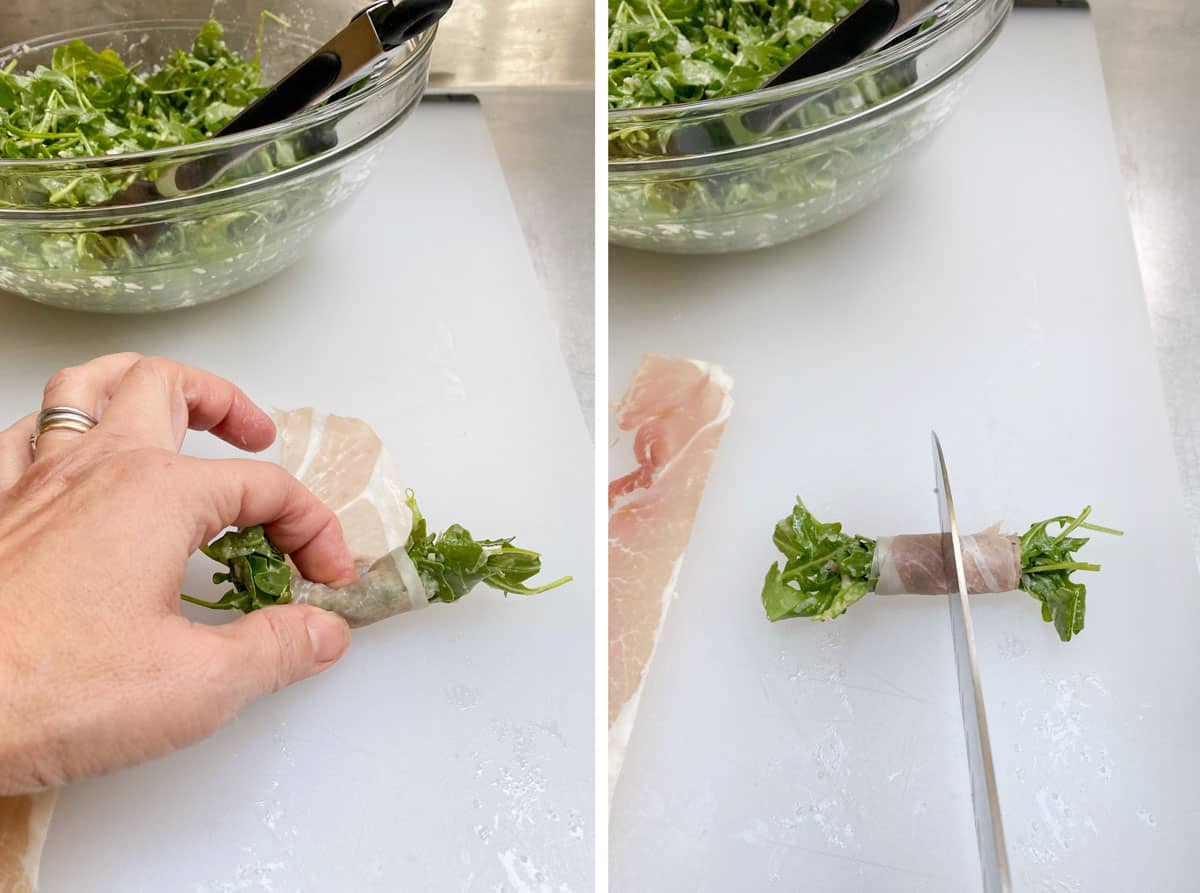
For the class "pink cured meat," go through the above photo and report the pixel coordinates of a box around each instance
[873,532,1022,595]
[0,790,56,893]
[608,355,732,792]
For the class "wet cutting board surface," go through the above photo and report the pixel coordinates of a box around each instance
[0,103,593,892]
[610,9,1199,892]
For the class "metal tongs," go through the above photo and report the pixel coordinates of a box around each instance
[932,432,1012,893]
[113,0,451,207]
[670,0,945,155]
[765,0,944,89]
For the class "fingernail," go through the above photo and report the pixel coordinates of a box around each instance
[306,611,349,663]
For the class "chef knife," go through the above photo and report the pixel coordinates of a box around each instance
[932,431,1012,893]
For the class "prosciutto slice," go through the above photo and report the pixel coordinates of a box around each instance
[0,790,55,893]
[608,355,733,796]
[872,531,1022,595]
[271,409,428,625]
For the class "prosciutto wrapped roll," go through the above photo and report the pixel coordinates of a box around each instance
[183,409,569,626]
[762,497,1120,642]
[872,531,1022,596]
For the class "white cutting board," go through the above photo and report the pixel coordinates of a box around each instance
[610,9,1200,892]
[0,103,593,892]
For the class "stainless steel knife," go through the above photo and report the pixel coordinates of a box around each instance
[932,431,1012,893]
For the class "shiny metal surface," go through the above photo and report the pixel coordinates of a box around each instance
[1089,0,1200,558]
[0,0,593,89]
[479,90,595,434]
[933,432,1012,893]
[429,0,592,90]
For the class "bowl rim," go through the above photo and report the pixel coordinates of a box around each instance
[0,17,435,171]
[608,0,1010,168]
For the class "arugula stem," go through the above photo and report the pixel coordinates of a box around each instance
[180,593,229,609]
[1022,561,1101,575]
[1050,506,1091,544]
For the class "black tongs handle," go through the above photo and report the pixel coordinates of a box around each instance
[371,0,453,50]
[166,0,451,193]
[217,54,344,139]
[668,0,936,153]
[766,0,902,87]
[219,0,451,139]
[766,0,937,88]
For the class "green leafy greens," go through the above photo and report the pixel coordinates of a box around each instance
[608,0,853,109]
[0,17,279,200]
[606,1,935,253]
[762,497,1121,642]
[0,16,354,311]
[1017,507,1123,643]
[762,497,875,622]
[404,493,572,602]
[183,494,571,618]
[182,524,293,613]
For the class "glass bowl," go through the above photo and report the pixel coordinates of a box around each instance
[0,13,433,312]
[608,0,1012,254]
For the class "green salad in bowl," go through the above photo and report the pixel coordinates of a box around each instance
[0,13,434,311]
[608,0,1012,253]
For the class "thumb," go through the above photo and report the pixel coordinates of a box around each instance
[211,605,351,702]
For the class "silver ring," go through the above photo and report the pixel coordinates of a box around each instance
[30,406,99,454]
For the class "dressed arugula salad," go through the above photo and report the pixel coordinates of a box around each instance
[606,0,980,253]
[0,17,396,310]
[608,0,855,110]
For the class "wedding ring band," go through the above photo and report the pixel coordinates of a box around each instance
[30,406,100,453]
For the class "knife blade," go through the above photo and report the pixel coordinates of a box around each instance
[932,431,1011,893]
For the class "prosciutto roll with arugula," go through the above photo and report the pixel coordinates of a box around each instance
[762,498,1121,642]
[183,409,569,627]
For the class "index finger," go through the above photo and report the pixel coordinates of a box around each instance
[101,355,275,452]
[185,456,355,585]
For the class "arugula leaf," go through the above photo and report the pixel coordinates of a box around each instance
[182,525,293,613]
[187,494,571,617]
[762,497,876,622]
[404,492,572,602]
[1018,507,1123,642]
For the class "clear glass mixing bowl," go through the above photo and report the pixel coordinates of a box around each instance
[0,11,433,311]
[608,0,1012,254]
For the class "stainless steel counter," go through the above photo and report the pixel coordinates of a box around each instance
[479,91,595,436]
[426,0,595,435]
[429,0,592,91]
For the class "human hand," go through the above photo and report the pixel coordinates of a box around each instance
[0,354,356,795]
